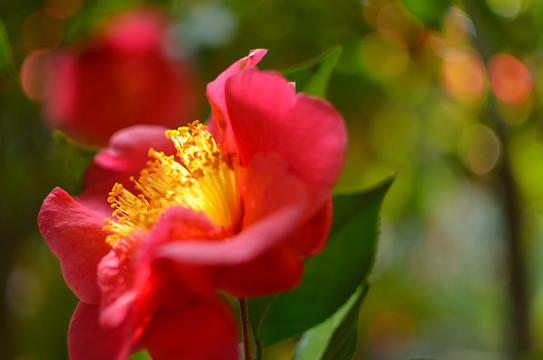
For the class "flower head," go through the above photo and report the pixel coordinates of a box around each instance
[38,49,347,359]
[43,9,198,146]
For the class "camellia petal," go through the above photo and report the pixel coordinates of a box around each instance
[83,125,175,187]
[142,299,239,360]
[287,197,333,257]
[80,125,176,216]
[219,246,304,297]
[206,49,267,150]
[224,69,347,208]
[155,199,306,266]
[68,302,132,360]
[38,188,111,304]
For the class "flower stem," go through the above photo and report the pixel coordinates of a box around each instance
[239,297,252,360]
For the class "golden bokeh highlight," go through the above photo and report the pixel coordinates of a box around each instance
[441,49,486,103]
[458,124,501,175]
[486,0,526,18]
[20,50,50,101]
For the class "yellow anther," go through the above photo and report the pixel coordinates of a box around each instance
[103,122,242,247]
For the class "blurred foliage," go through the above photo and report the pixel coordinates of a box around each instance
[51,131,98,194]
[3,0,543,359]
[0,19,17,88]
[283,45,343,98]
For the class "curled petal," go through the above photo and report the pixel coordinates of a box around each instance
[145,207,223,296]
[206,49,267,150]
[38,188,110,304]
[216,156,328,296]
[156,202,305,265]
[225,69,347,207]
[157,154,308,265]
[84,125,175,186]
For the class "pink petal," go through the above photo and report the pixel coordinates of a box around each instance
[206,49,267,151]
[288,197,333,257]
[43,51,76,128]
[156,154,309,265]
[224,69,347,208]
[80,125,176,215]
[219,246,304,297]
[68,302,132,360]
[241,153,307,227]
[142,207,223,297]
[99,207,220,331]
[156,205,302,265]
[98,247,140,328]
[38,188,111,304]
[142,299,239,360]
[104,10,165,53]
[83,125,174,186]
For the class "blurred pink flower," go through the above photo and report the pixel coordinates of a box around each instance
[43,9,198,146]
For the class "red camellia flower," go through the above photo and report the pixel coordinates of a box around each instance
[43,9,198,146]
[38,49,347,359]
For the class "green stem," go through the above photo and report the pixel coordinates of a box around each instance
[239,297,252,360]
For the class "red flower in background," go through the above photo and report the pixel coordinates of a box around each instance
[43,9,198,146]
[38,49,347,359]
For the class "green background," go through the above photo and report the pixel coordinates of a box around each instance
[1,0,543,359]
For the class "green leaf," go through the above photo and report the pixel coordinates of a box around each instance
[250,176,394,347]
[282,45,342,98]
[293,285,369,360]
[0,18,17,88]
[401,0,452,28]
[130,350,152,360]
[52,130,99,194]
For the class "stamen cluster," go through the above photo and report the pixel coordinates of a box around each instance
[103,121,242,246]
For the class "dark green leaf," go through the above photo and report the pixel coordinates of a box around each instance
[250,176,394,347]
[282,45,342,98]
[0,18,17,88]
[52,130,99,194]
[401,0,452,28]
[293,285,369,360]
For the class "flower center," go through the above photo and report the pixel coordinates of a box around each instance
[103,121,242,246]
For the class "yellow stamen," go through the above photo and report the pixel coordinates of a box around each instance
[103,121,242,246]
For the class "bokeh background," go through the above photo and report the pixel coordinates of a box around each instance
[1,0,543,359]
